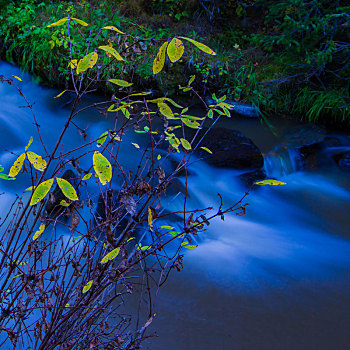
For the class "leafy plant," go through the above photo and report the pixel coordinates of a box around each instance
[0,15,254,349]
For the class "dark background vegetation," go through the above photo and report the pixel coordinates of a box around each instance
[0,0,349,122]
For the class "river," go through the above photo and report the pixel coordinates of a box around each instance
[1,62,350,349]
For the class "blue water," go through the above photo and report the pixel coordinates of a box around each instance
[1,62,350,349]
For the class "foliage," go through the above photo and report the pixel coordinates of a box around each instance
[0,0,348,123]
[0,15,255,349]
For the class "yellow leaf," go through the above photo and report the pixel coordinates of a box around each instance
[99,45,124,61]
[131,143,140,149]
[33,223,45,241]
[25,136,33,152]
[12,75,22,81]
[93,151,112,185]
[9,153,26,177]
[27,152,47,172]
[153,42,168,74]
[158,102,174,119]
[71,17,88,26]
[82,280,93,293]
[148,207,153,231]
[97,131,108,147]
[47,17,69,28]
[180,138,191,150]
[110,132,121,142]
[82,173,92,180]
[183,245,198,249]
[200,146,212,154]
[101,247,120,264]
[56,178,78,201]
[108,79,133,87]
[76,52,98,74]
[167,38,184,63]
[129,92,151,97]
[68,59,77,68]
[30,178,54,205]
[157,154,161,160]
[179,37,216,55]
[24,186,34,192]
[60,200,70,207]
[102,26,125,34]
[149,97,182,109]
[255,179,287,186]
[54,90,66,98]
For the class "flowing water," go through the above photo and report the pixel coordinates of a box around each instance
[1,62,350,349]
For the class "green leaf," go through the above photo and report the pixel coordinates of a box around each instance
[76,52,98,74]
[109,79,133,87]
[47,17,69,28]
[102,25,125,34]
[70,236,82,242]
[71,17,88,26]
[9,153,26,177]
[153,42,168,75]
[254,179,287,185]
[180,138,191,150]
[99,45,124,61]
[200,146,212,154]
[0,173,16,180]
[56,178,78,201]
[158,102,174,119]
[97,131,108,147]
[179,37,216,55]
[27,152,47,172]
[60,200,70,207]
[82,280,93,294]
[101,247,120,264]
[188,75,195,85]
[30,179,54,205]
[208,109,213,118]
[93,151,112,185]
[167,38,184,63]
[32,223,45,241]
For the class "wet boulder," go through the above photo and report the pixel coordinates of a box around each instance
[239,169,266,187]
[195,127,264,169]
[334,152,350,171]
